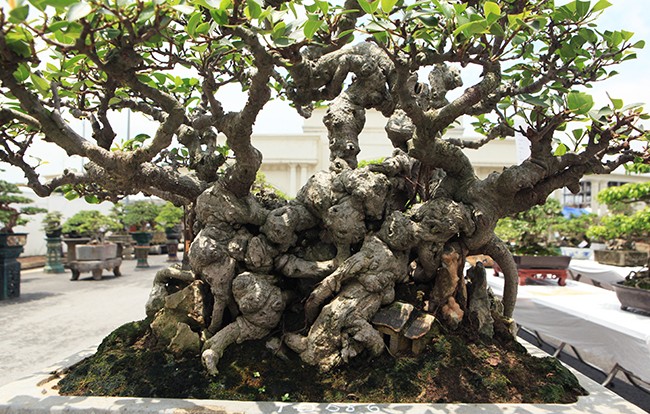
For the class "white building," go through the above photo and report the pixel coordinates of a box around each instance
[256,108,648,213]
[14,108,648,255]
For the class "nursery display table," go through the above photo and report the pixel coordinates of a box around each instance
[568,260,641,289]
[488,276,650,389]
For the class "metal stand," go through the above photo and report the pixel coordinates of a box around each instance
[44,236,65,273]
[0,246,22,299]
[134,246,150,268]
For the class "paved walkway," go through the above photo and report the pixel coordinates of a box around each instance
[0,254,172,388]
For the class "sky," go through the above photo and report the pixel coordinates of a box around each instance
[2,0,649,184]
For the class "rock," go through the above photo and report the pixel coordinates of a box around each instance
[168,322,201,356]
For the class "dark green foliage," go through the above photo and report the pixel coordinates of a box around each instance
[0,179,47,232]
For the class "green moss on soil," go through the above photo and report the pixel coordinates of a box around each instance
[57,320,586,404]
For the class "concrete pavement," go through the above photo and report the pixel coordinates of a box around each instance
[0,253,171,388]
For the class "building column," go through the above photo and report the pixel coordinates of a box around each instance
[289,163,297,197]
[300,164,309,188]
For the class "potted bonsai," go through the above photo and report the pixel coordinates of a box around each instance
[587,182,650,267]
[614,267,650,314]
[62,210,121,265]
[0,179,47,299]
[495,198,571,285]
[554,213,599,260]
[41,211,65,273]
[42,211,63,238]
[120,200,162,268]
[155,202,184,262]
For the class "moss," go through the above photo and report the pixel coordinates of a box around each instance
[59,321,586,404]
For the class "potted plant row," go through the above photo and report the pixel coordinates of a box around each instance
[61,210,121,264]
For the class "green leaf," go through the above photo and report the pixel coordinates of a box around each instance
[30,73,50,95]
[453,19,488,37]
[357,0,379,14]
[575,0,590,19]
[64,191,79,201]
[9,5,30,23]
[554,143,568,156]
[567,91,594,115]
[245,0,262,19]
[13,63,30,82]
[591,0,612,13]
[571,128,584,142]
[381,0,398,13]
[483,1,500,17]
[607,94,623,110]
[187,12,202,37]
[304,16,323,39]
[632,40,645,49]
[84,195,100,204]
[66,1,92,22]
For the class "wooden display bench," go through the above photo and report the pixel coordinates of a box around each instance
[493,255,571,286]
[69,257,122,281]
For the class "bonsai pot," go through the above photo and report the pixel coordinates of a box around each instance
[75,243,118,261]
[130,232,153,268]
[130,231,153,246]
[594,250,648,267]
[45,228,63,238]
[559,247,592,260]
[514,255,571,269]
[614,283,650,314]
[164,227,180,262]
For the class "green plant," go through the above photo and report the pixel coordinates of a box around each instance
[62,210,120,240]
[0,179,46,233]
[553,213,599,247]
[586,183,650,244]
[155,202,184,231]
[587,209,650,244]
[120,201,162,232]
[42,211,63,234]
[495,198,565,256]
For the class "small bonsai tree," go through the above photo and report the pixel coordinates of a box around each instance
[554,213,599,248]
[155,202,184,233]
[587,183,650,249]
[120,201,162,232]
[62,210,120,241]
[495,198,566,256]
[0,179,46,233]
[41,211,64,236]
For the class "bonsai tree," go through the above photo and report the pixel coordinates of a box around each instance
[554,212,599,248]
[120,201,162,232]
[0,179,46,233]
[62,210,120,241]
[155,202,184,233]
[495,198,566,256]
[1,0,649,388]
[41,211,63,237]
[587,182,650,249]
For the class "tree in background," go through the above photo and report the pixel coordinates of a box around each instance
[0,0,648,375]
[587,182,650,247]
